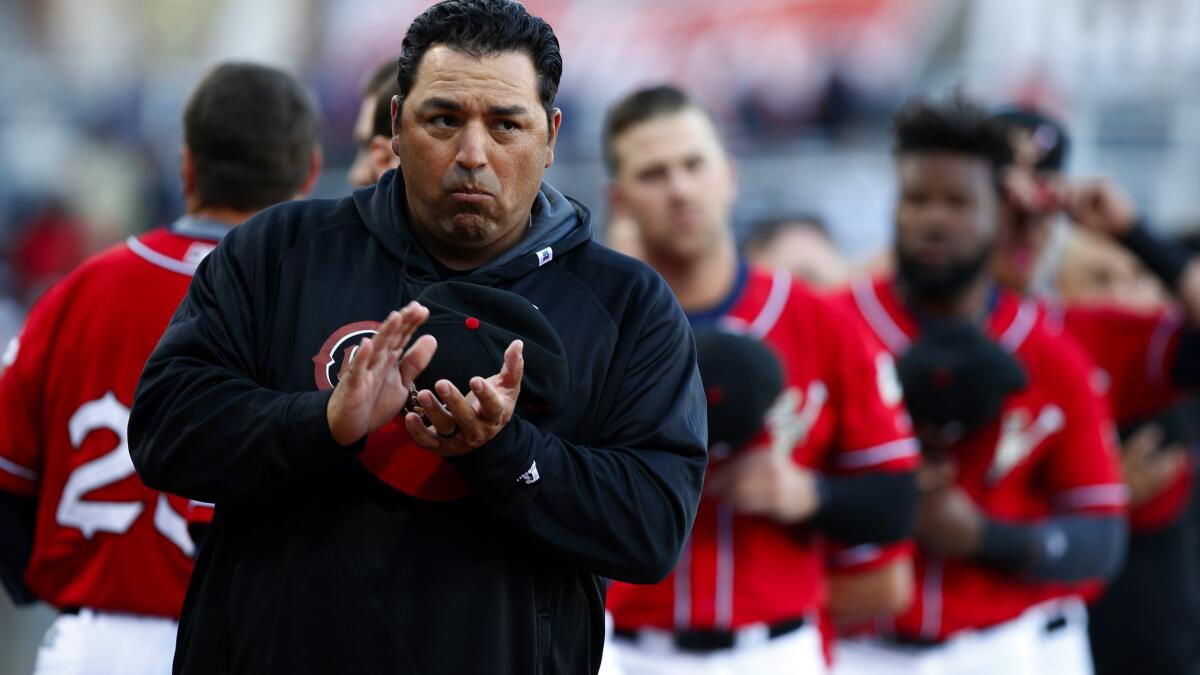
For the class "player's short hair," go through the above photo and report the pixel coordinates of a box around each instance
[396,0,561,132]
[743,213,831,253]
[603,84,718,176]
[363,59,402,139]
[184,62,321,212]
[893,94,1012,186]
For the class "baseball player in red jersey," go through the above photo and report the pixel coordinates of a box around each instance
[830,96,1127,675]
[601,85,919,674]
[989,107,1200,675]
[348,58,403,189]
[0,63,321,674]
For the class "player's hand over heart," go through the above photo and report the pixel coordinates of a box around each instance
[326,303,437,447]
[1122,424,1189,508]
[405,340,524,457]
[707,450,821,524]
[915,483,985,558]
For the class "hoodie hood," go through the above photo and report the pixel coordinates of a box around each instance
[352,168,593,287]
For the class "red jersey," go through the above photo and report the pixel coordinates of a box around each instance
[607,266,917,631]
[0,225,221,617]
[837,277,1126,641]
[1044,302,1191,532]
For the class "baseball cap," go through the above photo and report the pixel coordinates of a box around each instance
[990,106,1070,172]
[412,280,569,417]
[695,328,785,449]
[897,318,1026,442]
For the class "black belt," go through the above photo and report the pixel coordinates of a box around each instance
[61,606,81,615]
[614,617,807,653]
[881,612,1073,650]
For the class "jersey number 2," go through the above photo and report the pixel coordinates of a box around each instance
[55,392,194,556]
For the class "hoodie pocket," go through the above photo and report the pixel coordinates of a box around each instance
[536,611,552,674]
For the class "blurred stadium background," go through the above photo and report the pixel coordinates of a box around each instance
[2,0,1198,670]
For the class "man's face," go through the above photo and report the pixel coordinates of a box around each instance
[1057,230,1166,311]
[747,225,850,289]
[992,127,1059,293]
[392,46,559,250]
[894,153,998,298]
[609,109,736,264]
[348,95,388,188]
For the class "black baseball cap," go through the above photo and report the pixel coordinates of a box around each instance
[897,318,1026,441]
[990,106,1070,172]
[695,328,785,449]
[413,281,569,417]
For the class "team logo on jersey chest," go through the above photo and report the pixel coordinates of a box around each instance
[988,404,1065,483]
[764,380,828,456]
[312,321,381,390]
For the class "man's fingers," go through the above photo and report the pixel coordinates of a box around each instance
[343,337,375,388]
[404,412,441,450]
[399,335,437,385]
[1148,445,1188,484]
[416,389,457,436]
[496,340,525,393]
[727,478,774,514]
[472,377,506,423]
[1123,425,1162,464]
[708,453,771,499]
[917,460,955,493]
[366,316,397,370]
[393,302,430,354]
[435,380,477,428]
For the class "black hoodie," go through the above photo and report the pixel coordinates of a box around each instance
[129,170,707,675]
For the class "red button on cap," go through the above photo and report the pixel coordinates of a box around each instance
[465,317,480,330]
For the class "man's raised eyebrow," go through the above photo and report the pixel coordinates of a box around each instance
[489,104,531,117]
[419,97,463,112]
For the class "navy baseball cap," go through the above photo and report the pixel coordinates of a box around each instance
[695,328,785,449]
[897,318,1026,442]
[413,281,569,417]
[990,106,1070,172]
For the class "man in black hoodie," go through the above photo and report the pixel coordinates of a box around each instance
[127,2,708,674]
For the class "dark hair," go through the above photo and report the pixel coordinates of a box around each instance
[363,59,402,138]
[184,63,321,212]
[989,106,1070,172]
[603,84,717,175]
[743,213,830,253]
[396,0,561,130]
[893,95,1012,183]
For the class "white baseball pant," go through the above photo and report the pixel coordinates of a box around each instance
[32,608,177,675]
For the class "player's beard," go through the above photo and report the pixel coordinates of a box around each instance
[896,241,993,302]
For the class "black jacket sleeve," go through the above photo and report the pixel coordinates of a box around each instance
[129,227,351,503]
[448,287,708,585]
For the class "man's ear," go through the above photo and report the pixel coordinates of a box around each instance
[390,95,403,157]
[545,108,563,169]
[369,136,399,176]
[606,181,626,217]
[297,146,324,197]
